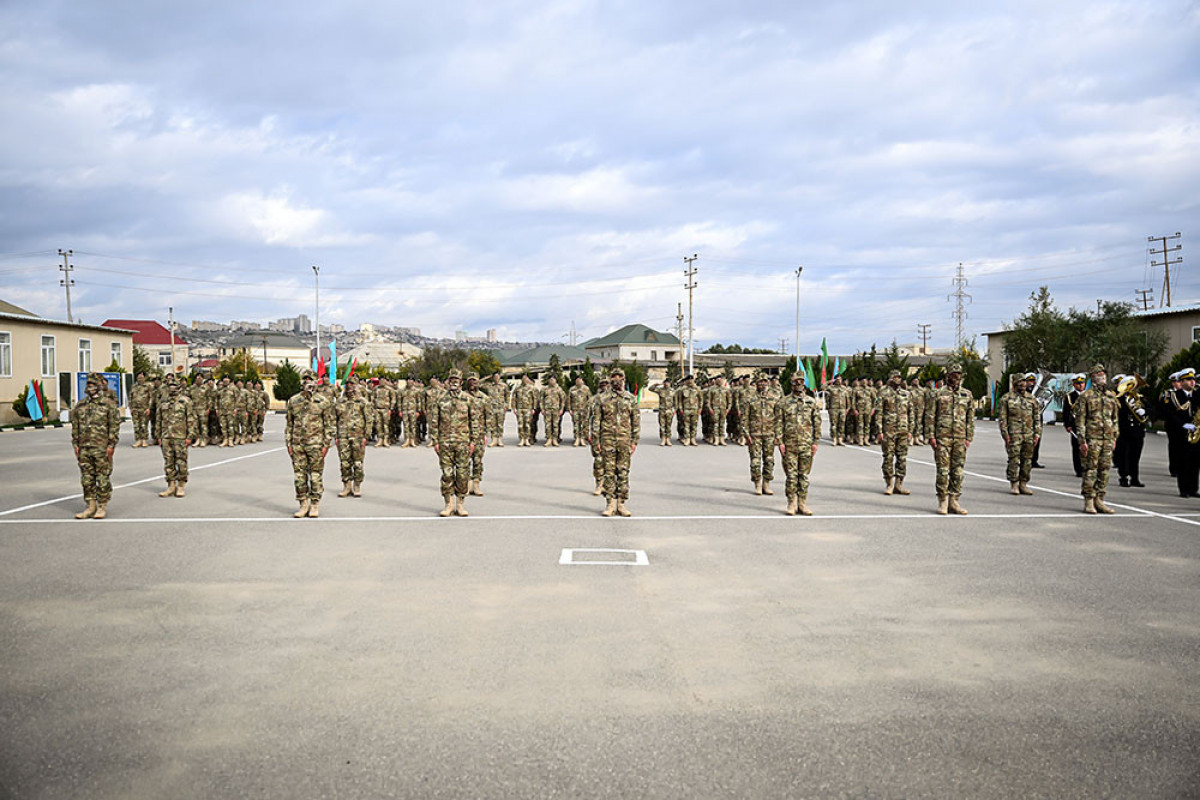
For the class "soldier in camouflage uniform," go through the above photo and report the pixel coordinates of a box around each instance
[424,378,445,447]
[465,373,491,495]
[873,370,916,496]
[998,371,1043,496]
[908,377,926,445]
[398,378,421,447]
[590,368,640,517]
[649,378,675,446]
[72,373,121,519]
[927,363,975,515]
[148,375,163,445]
[429,369,483,517]
[253,380,269,442]
[215,377,236,447]
[744,373,779,495]
[708,376,732,445]
[674,374,702,446]
[776,374,822,515]
[512,375,538,446]
[587,375,609,495]
[539,376,567,447]
[188,375,209,448]
[286,370,335,518]
[373,378,396,447]
[129,373,153,447]
[1075,363,1121,514]
[565,376,589,447]
[156,375,197,498]
[824,376,846,446]
[334,379,372,498]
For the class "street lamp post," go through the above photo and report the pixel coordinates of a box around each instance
[795,266,803,365]
[312,265,320,372]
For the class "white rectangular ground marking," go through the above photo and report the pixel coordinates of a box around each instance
[559,548,649,566]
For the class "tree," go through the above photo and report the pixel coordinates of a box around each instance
[216,351,261,382]
[133,344,161,378]
[273,360,302,402]
[780,355,797,390]
[665,358,682,383]
[705,343,779,355]
[1003,287,1074,372]
[610,360,648,395]
[722,360,735,381]
[545,354,566,388]
[467,350,502,378]
[880,341,911,379]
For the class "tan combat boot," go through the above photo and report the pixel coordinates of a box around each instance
[786,496,797,516]
[159,481,177,498]
[338,482,352,498]
[1009,482,1020,495]
[754,479,763,495]
[1019,482,1033,496]
[544,439,552,448]
[937,495,949,515]
[75,500,97,519]
[456,495,468,517]
[307,501,320,518]
[494,438,504,448]
[352,482,362,497]
[894,481,910,495]
[884,478,894,496]
[949,495,968,515]
[1083,496,1097,514]
[593,480,603,496]
[660,436,668,447]
[471,480,483,496]
[616,499,631,517]
[196,438,205,448]
[439,496,454,517]
[374,440,383,448]
[93,502,108,519]
[601,498,617,517]
[293,499,310,518]
[798,498,814,516]
[762,481,774,496]
[1095,495,1115,514]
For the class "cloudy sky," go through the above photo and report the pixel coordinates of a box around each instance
[1,0,1197,354]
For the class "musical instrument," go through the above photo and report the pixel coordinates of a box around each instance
[1116,375,1154,432]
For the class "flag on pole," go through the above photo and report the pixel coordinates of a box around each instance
[316,358,326,380]
[832,356,840,379]
[820,338,829,386]
[312,355,319,373]
[24,379,44,421]
[328,341,338,386]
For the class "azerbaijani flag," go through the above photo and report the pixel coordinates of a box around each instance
[328,340,338,386]
[832,356,840,379]
[820,338,829,386]
[25,379,44,421]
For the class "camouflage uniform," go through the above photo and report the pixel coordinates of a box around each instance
[908,378,926,444]
[373,380,397,447]
[429,370,483,515]
[568,379,593,446]
[253,381,269,441]
[217,378,238,446]
[148,377,163,444]
[483,375,509,446]
[708,379,731,445]
[590,370,640,516]
[588,378,610,494]
[649,381,675,446]
[72,374,121,518]
[927,364,975,514]
[424,379,445,447]
[744,377,779,493]
[851,380,872,445]
[539,379,567,446]
[286,374,335,516]
[775,377,822,515]
[129,374,153,446]
[465,374,490,493]
[335,382,372,496]
[674,377,703,446]
[512,377,539,446]
[1075,364,1121,513]
[400,380,424,447]
[998,374,1043,493]
[156,377,197,496]
[825,378,847,445]
[872,372,917,493]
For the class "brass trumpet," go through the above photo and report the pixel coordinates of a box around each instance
[1116,375,1154,432]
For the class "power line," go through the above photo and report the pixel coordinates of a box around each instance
[58,249,74,323]
[948,262,972,349]
[684,254,698,375]
[1148,232,1183,308]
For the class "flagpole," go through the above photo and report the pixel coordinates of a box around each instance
[794,266,803,365]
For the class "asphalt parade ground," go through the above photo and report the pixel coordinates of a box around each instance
[1,415,1197,799]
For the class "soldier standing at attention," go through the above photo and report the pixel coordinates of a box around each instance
[482,374,507,447]
[129,373,152,447]
[588,375,610,495]
[908,377,926,445]
[1061,373,1086,477]
[997,372,1042,495]
[1164,368,1198,497]
[254,380,269,442]
[824,376,844,446]
[424,378,446,447]
[286,370,335,518]
[372,378,395,448]
[188,375,208,448]
[156,375,197,498]
[675,374,702,446]
[1075,364,1121,513]
[873,369,915,496]
[148,375,163,445]
[590,368,640,517]
[334,380,372,498]
[744,373,779,496]
[398,378,420,447]
[1159,370,1187,479]
[708,377,732,445]
[568,376,592,447]
[649,378,675,446]
[927,363,975,515]
[429,369,482,517]
[72,373,121,519]
[465,373,490,496]
[1115,376,1148,488]
[540,376,567,447]
[512,375,538,446]
[776,374,821,515]
[215,377,235,447]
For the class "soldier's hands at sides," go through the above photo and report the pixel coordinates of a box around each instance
[1034,436,1041,445]
[74,447,80,458]
[184,439,191,448]
[778,444,785,455]
[1080,442,1089,457]
[876,434,883,444]
[287,447,293,457]
[469,444,475,455]
[321,447,328,459]
[929,437,938,449]
[631,444,637,454]
[811,444,818,455]
[1004,437,1010,445]
[105,447,114,460]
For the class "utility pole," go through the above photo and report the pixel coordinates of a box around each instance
[1135,288,1153,311]
[917,323,931,354]
[312,265,321,371]
[262,336,269,372]
[948,262,972,350]
[1148,232,1182,308]
[779,337,789,355]
[683,254,698,375]
[794,266,803,362]
[168,306,176,373]
[58,249,74,323]
[675,302,684,372]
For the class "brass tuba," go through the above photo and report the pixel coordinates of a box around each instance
[1116,375,1155,433]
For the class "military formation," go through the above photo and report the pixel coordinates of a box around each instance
[71,360,1177,520]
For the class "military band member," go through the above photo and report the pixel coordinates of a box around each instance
[429,369,482,517]
[1061,374,1086,477]
[998,371,1042,495]
[744,372,779,495]
[776,374,821,515]
[1165,368,1200,498]
[927,362,974,515]
[156,375,197,498]
[589,368,639,517]
[1159,370,1187,479]
[73,373,121,519]
[873,369,916,496]
[1114,376,1148,488]
[286,370,335,518]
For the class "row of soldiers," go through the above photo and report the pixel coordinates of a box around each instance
[128,373,270,449]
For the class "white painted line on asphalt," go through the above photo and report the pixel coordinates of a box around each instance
[847,443,1200,528]
[560,548,649,565]
[0,447,285,517]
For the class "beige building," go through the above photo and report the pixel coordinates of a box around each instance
[583,324,682,363]
[219,331,310,369]
[0,301,134,425]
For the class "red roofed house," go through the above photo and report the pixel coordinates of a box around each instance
[102,319,190,374]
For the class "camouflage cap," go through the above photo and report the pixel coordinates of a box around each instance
[946,362,963,374]
[888,369,901,379]
[447,369,463,381]
[86,372,103,385]
[1089,363,1106,376]
[754,371,768,382]
[466,372,480,381]
[791,373,805,384]
[608,368,625,378]
[301,370,316,380]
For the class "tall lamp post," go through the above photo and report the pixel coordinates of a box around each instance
[312,265,320,373]
[794,266,803,365]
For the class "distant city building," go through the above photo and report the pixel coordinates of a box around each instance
[220,330,310,369]
[294,314,312,334]
[395,326,420,337]
[455,330,469,341]
[190,320,229,332]
[230,320,260,331]
[270,315,312,334]
[319,323,345,335]
[487,329,497,343]
[102,318,190,373]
